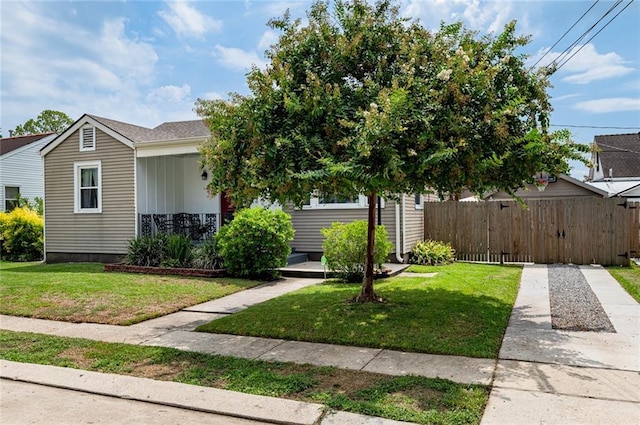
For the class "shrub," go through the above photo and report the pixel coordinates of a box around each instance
[0,206,44,261]
[321,221,393,283]
[192,239,223,270]
[216,207,294,280]
[409,240,455,266]
[125,234,168,267]
[162,234,193,268]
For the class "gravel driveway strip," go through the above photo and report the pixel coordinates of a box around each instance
[548,264,616,332]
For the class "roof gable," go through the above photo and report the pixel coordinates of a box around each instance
[1,133,55,156]
[41,114,210,156]
[593,133,640,179]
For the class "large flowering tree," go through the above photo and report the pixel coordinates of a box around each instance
[197,0,587,302]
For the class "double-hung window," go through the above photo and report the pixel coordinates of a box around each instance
[303,193,371,209]
[4,186,20,211]
[74,161,102,213]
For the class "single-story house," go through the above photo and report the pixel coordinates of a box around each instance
[0,132,57,211]
[40,114,218,263]
[40,113,426,263]
[285,193,435,263]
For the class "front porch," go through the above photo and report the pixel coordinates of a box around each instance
[136,153,226,242]
[138,212,221,242]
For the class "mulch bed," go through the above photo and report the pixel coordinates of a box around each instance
[104,263,226,278]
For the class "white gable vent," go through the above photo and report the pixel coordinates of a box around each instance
[80,126,96,151]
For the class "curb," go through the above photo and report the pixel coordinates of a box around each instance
[1,360,323,425]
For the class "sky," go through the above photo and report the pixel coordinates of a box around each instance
[1,0,639,179]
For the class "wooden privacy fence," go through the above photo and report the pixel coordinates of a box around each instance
[424,198,640,266]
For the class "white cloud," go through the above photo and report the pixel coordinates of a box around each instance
[0,2,195,132]
[97,18,158,79]
[202,91,224,100]
[147,84,191,103]
[552,93,581,102]
[540,44,634,84]
[574,98,640,113]
[258,30,280,51]
[213,44,267,70]
[402,0,528,34]
[158,1,222,39]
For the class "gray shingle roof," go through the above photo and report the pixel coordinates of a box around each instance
[0,132,56,155]
[594,133,640,178]
[88,115,209,143]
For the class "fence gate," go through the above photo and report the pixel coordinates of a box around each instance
[424,198,640,266]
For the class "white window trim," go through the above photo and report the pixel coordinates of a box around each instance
[302,195,385,210]
[74,160,102,214]
[414,194,424,210]
[4,185,20,211]
[79,125,96,152]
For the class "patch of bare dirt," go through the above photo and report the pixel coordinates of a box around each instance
[126,359,185,380]
[57,347,94,369]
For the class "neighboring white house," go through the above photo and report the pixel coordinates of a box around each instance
[0,133,56,211]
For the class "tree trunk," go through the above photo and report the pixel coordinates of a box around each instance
[355,190,380,302]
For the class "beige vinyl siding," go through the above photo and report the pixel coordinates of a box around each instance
[44,128,135,254]
[489,179,602,200]
[286,200,398,254]
[403,195,424,252]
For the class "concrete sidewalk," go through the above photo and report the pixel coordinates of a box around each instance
[1,266,639,424]
[481,264,640,425]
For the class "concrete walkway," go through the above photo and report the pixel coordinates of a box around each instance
[482,264,640,425]
[1,266,639,424]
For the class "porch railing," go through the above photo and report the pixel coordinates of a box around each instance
[138,213,220,242]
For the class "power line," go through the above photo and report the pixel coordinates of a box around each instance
[548,0,625,71]
[550,124,640,130]
[554,0,635,72]
[532,0,601,68]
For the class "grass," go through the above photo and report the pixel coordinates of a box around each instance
[0,330,488,425]
[197,263,522,358]
[0,261,261,325]
[608,262,640,303]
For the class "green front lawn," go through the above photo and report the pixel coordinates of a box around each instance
[0,330,488,425]
[0,262,261,325]
[608,262,640,303]
[197,263,522,358]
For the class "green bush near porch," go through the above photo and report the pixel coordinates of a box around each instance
[216,207,294,280]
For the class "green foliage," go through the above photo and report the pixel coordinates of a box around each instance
[215,207,294,280]
[124,234,168,267]
[198,263,522,358]
[0,206,44,261]
[321,221,393,282]
[0,262,261,325]
[409,240,456,266]
[8,193,44,216]
[162,234,193,268]
[12,109,73,136]
[608,263,640,303]
[1,331,488,423]
[196,1,587,209]
[192,239,223,270]
[196,0,588,296]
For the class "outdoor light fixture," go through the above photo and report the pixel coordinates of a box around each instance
[201,169,208,181]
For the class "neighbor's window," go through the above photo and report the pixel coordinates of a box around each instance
[414,193,424,210]
[303,193,373,209]
[4,186,20,211]
[74,161,101,213]
[79,125,96,151]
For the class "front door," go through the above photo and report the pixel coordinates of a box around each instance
[221,192,235,223]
